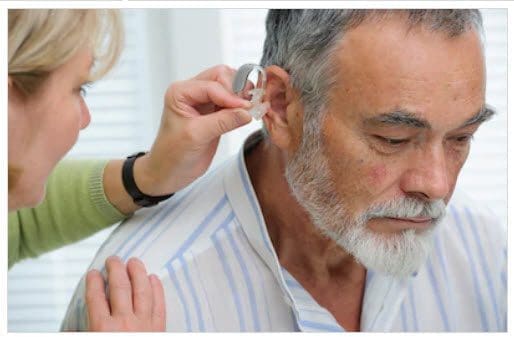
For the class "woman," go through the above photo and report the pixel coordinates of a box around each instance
[8,9,252,331]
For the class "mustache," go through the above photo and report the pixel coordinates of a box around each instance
[362,197,446,222]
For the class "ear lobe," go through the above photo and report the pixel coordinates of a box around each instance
[262,65,295,149]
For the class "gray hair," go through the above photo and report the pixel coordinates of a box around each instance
[260,9,484,138]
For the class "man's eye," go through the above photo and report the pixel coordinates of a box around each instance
[374,136,408,146]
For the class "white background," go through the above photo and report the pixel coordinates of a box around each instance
[7,9,507,332]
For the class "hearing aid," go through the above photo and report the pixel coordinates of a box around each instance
[232,63,270,120]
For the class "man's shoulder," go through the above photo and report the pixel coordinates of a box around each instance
[88,154,243,274]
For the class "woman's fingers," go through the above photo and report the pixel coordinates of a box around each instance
[126,257,153,317]
[196,107,253,142]
[192,64,237,91]
[85,257,166,331]
[168,80,250,116]
[150,274,166,330]
[85,269,111,327]
[105,256,133,317]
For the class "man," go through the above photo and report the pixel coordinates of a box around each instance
[62,9,506,332]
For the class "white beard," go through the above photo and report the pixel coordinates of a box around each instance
[284,135,446,278]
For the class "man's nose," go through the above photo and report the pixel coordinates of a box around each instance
[400,146,451,201]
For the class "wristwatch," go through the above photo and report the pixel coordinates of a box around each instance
[122,152,174,207]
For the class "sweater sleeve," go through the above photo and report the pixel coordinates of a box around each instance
[8,160,127,269]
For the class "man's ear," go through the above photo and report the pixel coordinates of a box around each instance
[262,65,301,151]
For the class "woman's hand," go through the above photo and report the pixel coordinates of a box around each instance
[85,256,165,331]
[133,64,252,196]
[103,65,252,214]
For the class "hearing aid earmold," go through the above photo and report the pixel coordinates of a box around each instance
[233,63,270,120]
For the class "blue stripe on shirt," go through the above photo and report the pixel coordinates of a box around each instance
[408,283,419,331]
[164,195,229,267]
[298,319,343,332]
[464,207,501,330]
[138,179,218,258]
[501,248,507,290]
[285,278,302,289]
[191,254,218,330]
[234,223,273,330]
[121,197,185,261]
[167,263,192,331]
[365,269,375,288]
[426,258,451,330]
[179,255,205,331]
[451,205,489,331]
[434,235,455,330]
[111,204,168,262]
[400,302,408,331]
[212,230,246,331]
[224,226,261,331]
[114,181,203,260]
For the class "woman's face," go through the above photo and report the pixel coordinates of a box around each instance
[8,49,93,209]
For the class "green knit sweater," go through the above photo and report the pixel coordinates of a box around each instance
[8,160,127,269]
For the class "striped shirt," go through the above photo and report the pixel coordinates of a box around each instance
[61,136,507,332]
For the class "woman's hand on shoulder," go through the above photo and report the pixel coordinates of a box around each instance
[85,256,165,331]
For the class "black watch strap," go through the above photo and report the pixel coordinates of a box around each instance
[122,152,174,207]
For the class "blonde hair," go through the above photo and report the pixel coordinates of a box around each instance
[8,9,123,193]
[8,9,124,95]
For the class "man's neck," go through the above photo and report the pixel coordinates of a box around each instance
[244,133,366,330]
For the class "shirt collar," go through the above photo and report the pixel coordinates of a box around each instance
[223,131,280,278]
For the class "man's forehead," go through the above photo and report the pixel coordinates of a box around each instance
[327,15,486,130]
[335,16,484,77]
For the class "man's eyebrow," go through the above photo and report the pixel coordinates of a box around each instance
[459,105,496,128]
[363,105,496,130]
[364,110,430,129]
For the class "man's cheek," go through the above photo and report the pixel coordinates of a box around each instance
[357,161,390,197]
[368,164,387,186]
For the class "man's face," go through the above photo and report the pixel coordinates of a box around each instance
[285,17,487,277]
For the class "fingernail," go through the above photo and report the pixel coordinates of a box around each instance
[149,274,159,284]
[240,99,252,108]
[107,255,121,264]
[237,109,253,123]
[128,256,140,263]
